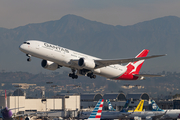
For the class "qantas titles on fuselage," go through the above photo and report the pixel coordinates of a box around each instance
[19,40,166,80]
[44,43,69,53]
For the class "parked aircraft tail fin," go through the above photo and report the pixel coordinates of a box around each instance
[134,100,144,112]
[126,49,149,75]
[106,99,116,111]
[151,100,164,111]
[87,99,104,120]
[120,99,130,112]
[5,90,7,108]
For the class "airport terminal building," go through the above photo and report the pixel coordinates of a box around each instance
[0,92,150,114]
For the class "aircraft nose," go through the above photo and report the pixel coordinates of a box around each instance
[178,113,180,118]
[19,44,24,51]
[8,110,13,118]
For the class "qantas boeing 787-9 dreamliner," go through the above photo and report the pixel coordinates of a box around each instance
[19,40,166,80]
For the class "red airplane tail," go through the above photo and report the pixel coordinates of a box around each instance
[117,49,149,80]
[128,49,149,74]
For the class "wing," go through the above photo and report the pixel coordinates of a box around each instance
[14,111,57,117]
[70,54,166,69]
[153,110,167,119]
[9,107,24,110]
[95,54,166,68]
[121,111,135,118]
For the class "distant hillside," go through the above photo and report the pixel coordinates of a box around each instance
[0,14,180,73]
[0,71,180,98]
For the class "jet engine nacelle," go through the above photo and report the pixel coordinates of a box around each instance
[78,58,96,69]
[41,60,59,70]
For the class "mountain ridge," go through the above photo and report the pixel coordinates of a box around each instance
[0,14,179,73]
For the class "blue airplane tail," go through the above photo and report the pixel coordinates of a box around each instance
[107,99,130,112]
[151,100,164,111]
[106,99,116,111]
[120,100,130,112]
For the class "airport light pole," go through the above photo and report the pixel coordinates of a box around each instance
[51,85,57,110]
[45,82,53,111]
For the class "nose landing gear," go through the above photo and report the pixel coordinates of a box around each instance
[26,54,31,62]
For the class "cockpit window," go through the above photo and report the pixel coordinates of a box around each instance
[23,42,30,45]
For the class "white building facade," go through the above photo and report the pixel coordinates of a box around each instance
[0,95,80,115]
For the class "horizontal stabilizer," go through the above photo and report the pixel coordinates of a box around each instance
[134,74,165,77]
[133,74,165,80]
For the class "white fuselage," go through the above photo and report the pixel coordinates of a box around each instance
[79,111,130,119]
[128,110,180,119]
[160,110,180,119]
[127,111,165,119]
[79,111,169,119]
[79,110,180,119]
[19,40,126,79]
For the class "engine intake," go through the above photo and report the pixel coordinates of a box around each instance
[41,60,59,70]
[78,58,95,69]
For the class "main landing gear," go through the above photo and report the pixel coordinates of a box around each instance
[26,54,31,62]
[79,69,96,79]
[68,69,96,79]
[69,73,78,79]
[69,69,78,79]
[87,73,96,79]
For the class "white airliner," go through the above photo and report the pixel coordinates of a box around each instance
[151,100,180,119]
[19,40,165,80]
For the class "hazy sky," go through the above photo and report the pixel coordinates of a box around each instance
[1,0,180,29]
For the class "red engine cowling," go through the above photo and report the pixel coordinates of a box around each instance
[41,60,59,70]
